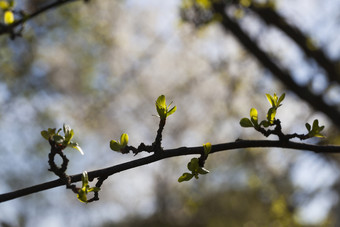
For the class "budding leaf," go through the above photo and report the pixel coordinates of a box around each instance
[63,124,74,145]
[266,94,275,107]
[203,142,212,156]
[155,95,176,119]
[110,140,121,152]
[250,108,258,125]
[267,107,276,124]
[110,133,129,152]
[240,118,253,127]
[260,120,270,128]
[308,119,325,138]
[167,106,177,117]
[69,143,84,155]
[120,133,129,147]
[77,188,88,203]
[278,93,285,106]
[178,173,194,182]
[0,1,9,10]
[4,10,14,24]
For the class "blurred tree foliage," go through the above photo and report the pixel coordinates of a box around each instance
[1,0,340,226]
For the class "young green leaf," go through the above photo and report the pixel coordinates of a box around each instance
[69,142,84,155]
[167,106,177,117]
[87,187,101,193]
[77,171,100,203]
[63,124,74,145]
[266,94,275,107]
[120,133,129,147]
[250,108,258,125]
[308,119,325,138]
[110,140,122,152]
[278,93,285,106]
[203,142,212,156]
[240,118,253,127]
[4,10,14,24]
[77,187,88,203]
[155,95,176,119]
[267,107,276,124]
[0,1,9,10]
[260,120,270,128]
[110,133,129,152]
[41,128,57,140]
[178,173,194,182]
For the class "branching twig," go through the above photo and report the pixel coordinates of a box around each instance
[0,0,82,37]
[1,139,340,203]
[211,2,340,129]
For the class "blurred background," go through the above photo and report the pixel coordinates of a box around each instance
[0,0,340,226]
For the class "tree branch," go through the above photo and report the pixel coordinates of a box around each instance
[247,4,340,84]
[1,139,339,203]
[211,3,340,129]
[0,0,82,36]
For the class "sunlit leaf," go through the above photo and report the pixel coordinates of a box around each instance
[266,94,274,107]
[4,10,14,24]
[250,108,258,125]
[110,140,122,152]
[120,133,129,147]
[155,95,176,119]
[156,95,166,108]
[167,105,177,116]
[278,93,285,105]
[69,143,84,155]
[88,187,100,193]
[63,124,74,144]
[196,0,211,8]
[77,188,87,203]
[0,1,9,10]
[267,107,276,124]
[203,142,211,156]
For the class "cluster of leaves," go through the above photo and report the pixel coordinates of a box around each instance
[110,133,129,152]
[178,143,211,182]
[77,171,100,203]
[240,93,285,129]
[41,124,103,203]
[155,95,177,120]
[306,119,325,138]
[41,124,84,155]
[109,95,177,153]
[240,93,325,139]
[0,0,15,24]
